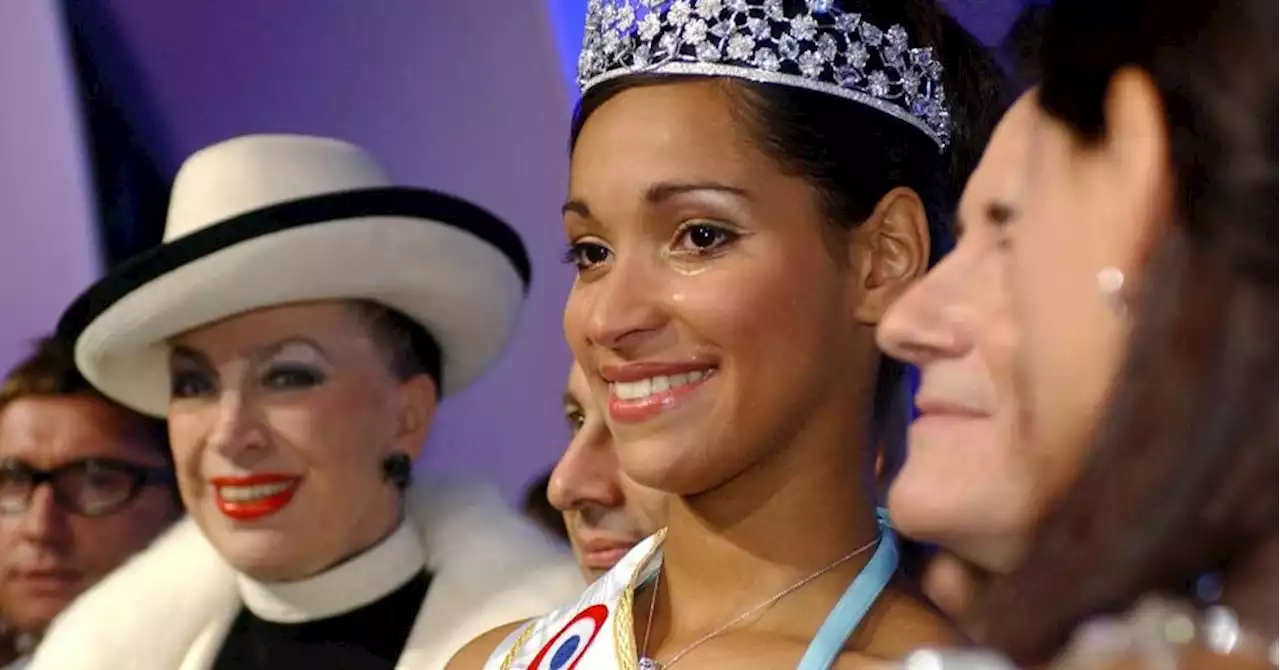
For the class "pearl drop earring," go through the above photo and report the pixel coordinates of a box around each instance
[1097,267,1127,314]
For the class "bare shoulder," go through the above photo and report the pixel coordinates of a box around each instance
[446,620,529,670]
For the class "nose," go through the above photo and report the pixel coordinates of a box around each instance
[548,421,623,514]
[576,252,666,353]
[18,485,71,548]
[876,254,973,365]
[207,389,268,459]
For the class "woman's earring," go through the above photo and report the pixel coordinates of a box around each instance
[1097,267,1127,315]
[381,452,413,491]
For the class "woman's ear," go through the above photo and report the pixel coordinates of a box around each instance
[1097,67,1172,280]
[852,187,931,324]
[394,375,437,460]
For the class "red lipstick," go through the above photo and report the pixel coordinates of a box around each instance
[210,474,301,522]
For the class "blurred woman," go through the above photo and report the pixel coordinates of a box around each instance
[552,363,666,582]
[878,94,1037,575]
[893,0,1276,667]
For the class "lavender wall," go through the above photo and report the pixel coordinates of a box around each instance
[0,1,101,376]
[53,0,580,503]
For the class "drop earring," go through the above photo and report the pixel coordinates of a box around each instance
[381,452,413,491]
[1097,267,1127,315]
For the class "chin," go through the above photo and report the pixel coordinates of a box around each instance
[7,601,65,634]
[207,530,311,581]
[887,470,985,546]
[618,444,728,497]
[227,550,311,582]
[887,483,1033,575]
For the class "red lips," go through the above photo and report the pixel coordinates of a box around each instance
[210,474,301,522]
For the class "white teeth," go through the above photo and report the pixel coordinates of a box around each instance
[218,481,295,502]
[612,370,710,401]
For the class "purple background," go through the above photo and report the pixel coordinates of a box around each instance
[0,0,1020,504]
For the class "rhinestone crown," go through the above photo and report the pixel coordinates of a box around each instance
[578,0,952,150]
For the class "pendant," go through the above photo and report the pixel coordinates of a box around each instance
[638,657,663,670]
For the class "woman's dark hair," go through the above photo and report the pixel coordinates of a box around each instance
[349,301,444,389]
[972,0,1278,663]
[568,0,1011,441]
[997,0,1050,87]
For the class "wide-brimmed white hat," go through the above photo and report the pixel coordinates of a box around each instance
[57,134,531,417]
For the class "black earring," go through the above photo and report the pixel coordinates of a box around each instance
[381,452,413,491]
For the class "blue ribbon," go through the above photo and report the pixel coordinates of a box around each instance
[796,508,900,669]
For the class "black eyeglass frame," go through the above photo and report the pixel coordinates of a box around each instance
[0,457,175,518]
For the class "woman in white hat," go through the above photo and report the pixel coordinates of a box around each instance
[26,134,584,670]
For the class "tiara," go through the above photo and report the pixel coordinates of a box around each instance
[578,0,952,150]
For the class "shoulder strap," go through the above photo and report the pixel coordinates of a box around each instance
[796,510,900,670]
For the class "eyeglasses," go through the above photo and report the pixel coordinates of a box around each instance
[0,458,175,517]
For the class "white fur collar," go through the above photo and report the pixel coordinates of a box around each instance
[27,476,585,670]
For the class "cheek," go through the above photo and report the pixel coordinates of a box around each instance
[1009,200,1081,416]
[980,307,1020,431]
[564,285,590,360]
[0,519,21,551]
[689,256,841,363]
[624,484,668,536]
[70,505,171,571]
[167,408,211,499]
[272,387,389,470]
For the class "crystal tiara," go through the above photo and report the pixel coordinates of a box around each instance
[577,0,952,150]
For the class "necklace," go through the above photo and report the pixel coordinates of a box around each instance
[637,534,882,670]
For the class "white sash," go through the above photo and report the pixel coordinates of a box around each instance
[485,530,666,670]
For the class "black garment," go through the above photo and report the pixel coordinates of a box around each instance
[211,570,431,670]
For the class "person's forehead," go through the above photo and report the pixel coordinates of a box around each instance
[960,93,1037,214]
[0,395,160,465]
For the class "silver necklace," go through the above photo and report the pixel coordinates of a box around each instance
[637,534,881,670]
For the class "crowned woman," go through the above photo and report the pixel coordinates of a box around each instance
[450,0,1007,668]
[26,134,585,669]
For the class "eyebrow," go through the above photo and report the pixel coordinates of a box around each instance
[169,337,334,367]
[561,180,749,219]
[169,345,208,367]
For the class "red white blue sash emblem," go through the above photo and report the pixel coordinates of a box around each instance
[527,604,609,670]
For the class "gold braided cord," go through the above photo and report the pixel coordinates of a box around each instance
[498,621,539,670]
[613,528,667,670]
[498,529,668,670]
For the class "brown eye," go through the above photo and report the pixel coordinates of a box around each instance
[263,365,325,389]
[674,221,738,254]
[171,371,215,398]
[562,241,613,272]
[565,408,586,434]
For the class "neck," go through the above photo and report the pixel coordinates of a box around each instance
[658,407,881,634]
[237,519,424,623]
[1221,534,1278,634]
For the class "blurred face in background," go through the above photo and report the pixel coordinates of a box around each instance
[550,364,666,581]
[1002,74,1171,531]
[0,395,179,634]
[878,94,1040,573]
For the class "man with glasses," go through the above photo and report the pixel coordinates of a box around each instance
[0,336,181,667]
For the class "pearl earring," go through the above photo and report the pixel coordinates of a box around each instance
[1097,267,1127,314]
